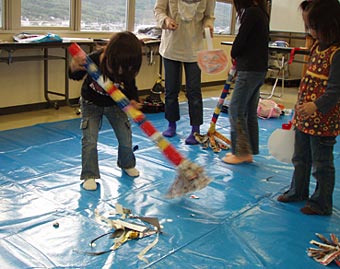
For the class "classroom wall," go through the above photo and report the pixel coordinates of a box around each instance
[0,35,233,109]
[270,0,305,33]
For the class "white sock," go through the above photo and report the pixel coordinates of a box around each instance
[123,167,140,177]
[83,178,97,191]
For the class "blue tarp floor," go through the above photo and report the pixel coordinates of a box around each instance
[0,98,339,269]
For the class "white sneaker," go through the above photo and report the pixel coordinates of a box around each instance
[123,167,140,177]
[83,178,97,191]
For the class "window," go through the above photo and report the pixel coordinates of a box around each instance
[81,0,127,32]
[214,1,233,35]
[135,0,157,30]
[1,0,238,35]
[21,0,71,28]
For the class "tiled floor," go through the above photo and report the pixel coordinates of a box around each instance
[0,83,298,131]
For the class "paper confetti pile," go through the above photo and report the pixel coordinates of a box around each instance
[307,233,340,266]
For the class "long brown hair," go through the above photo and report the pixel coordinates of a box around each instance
[101,31,142,84]
[233,0,268,23]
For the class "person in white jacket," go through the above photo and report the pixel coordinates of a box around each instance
[154,0,215,144]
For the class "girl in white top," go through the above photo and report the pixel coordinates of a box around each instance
[154,0,215,144]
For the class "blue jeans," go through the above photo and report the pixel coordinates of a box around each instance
[163,57,203,126]
[283,129,336,215]
[229,71,266,155]
[80,97,136,180]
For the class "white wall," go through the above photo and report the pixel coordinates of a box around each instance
[270,0,305,33]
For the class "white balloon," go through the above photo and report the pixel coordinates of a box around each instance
[268,128,295,163]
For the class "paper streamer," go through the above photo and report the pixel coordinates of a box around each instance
[68,43,212,198]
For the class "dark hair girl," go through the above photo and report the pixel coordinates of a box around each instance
[101,31,142,85]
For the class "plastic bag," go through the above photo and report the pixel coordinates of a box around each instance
[257,99,282,119]
[13,32,62,43]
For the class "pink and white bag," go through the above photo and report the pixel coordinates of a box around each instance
[257,99,282,119]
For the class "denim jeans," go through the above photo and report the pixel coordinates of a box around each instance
[79,97,136,180]
[229,71,266,155]
[163,57,203,126]
[283,129,336,215]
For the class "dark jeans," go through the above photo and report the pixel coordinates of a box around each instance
[229,71,266,155]
[284,129,336,215]
[79,98,136,180]
[163,57,203,126]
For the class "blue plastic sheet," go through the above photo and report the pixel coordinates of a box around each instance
[0,98,339,268]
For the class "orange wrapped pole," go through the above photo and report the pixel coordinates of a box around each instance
[68,43,212,198]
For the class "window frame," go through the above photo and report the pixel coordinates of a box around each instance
[1,0,237,35]
[0,0,3,29]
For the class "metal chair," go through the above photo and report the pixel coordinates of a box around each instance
[262,51,287,99]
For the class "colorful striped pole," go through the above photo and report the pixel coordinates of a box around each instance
[68,43,211,198]
[208,69,235,134]
[195,66,235,152]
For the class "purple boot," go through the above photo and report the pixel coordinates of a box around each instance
[163,121,176,137]
[185,125,199,145]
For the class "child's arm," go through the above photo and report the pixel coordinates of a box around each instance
[69,54,87,81]
[296,102,317,118]
[120,79,142,110]
[130,99,142,110]
[314,50,340,113]
[70,54,86,73]
[299,50,340,118]
[154,0,172,30]
[121,79,140,101]
[203,0,215,37]
[69,50,100,81]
